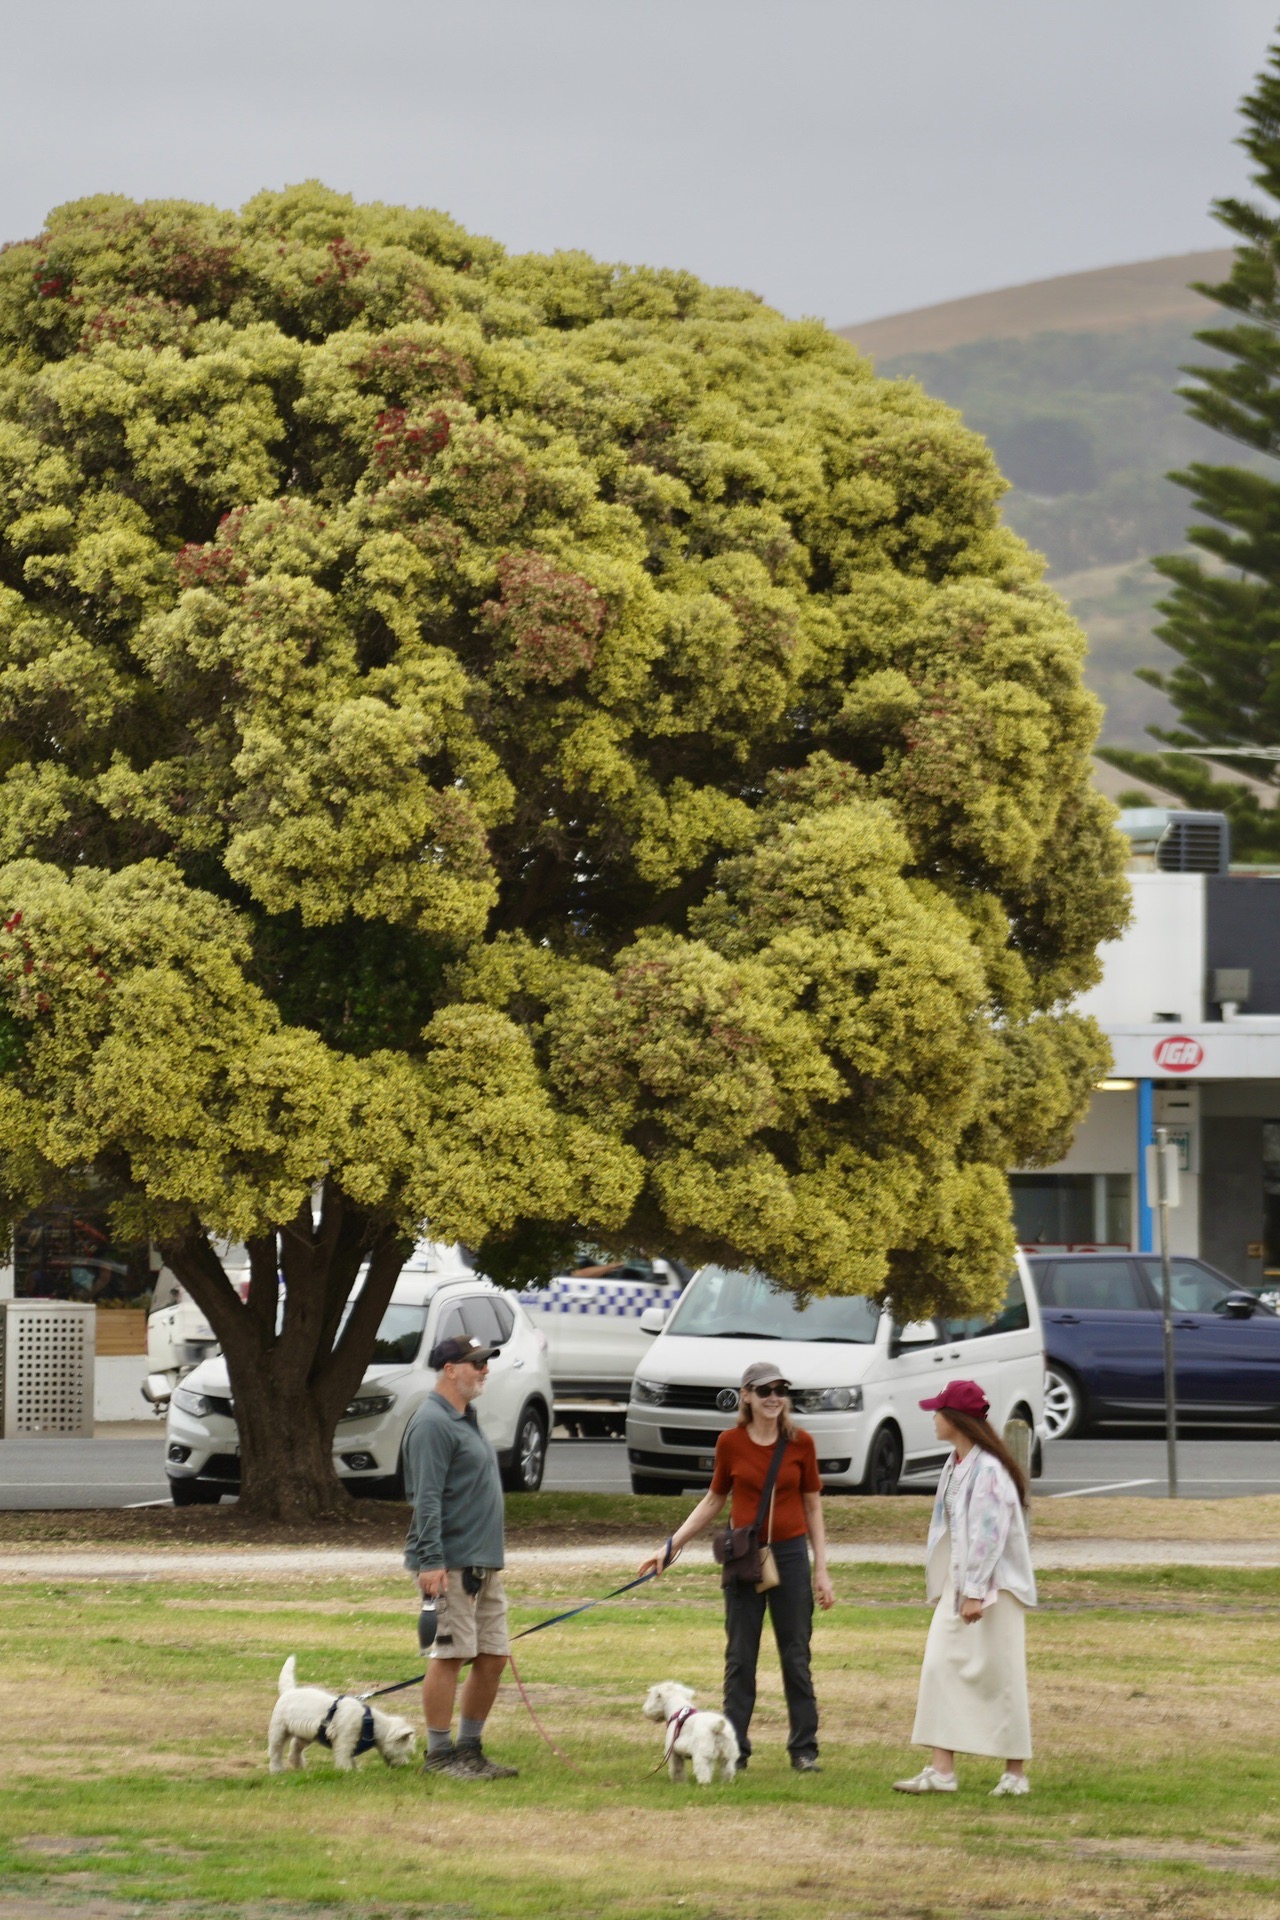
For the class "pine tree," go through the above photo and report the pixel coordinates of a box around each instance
[1105,38,1280,855]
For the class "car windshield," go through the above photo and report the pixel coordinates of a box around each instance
[664,1266,879,1343]
[335,1302,428,1365]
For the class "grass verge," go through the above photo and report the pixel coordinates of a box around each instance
[0,1562,1276,1919]
[3,1487,1280,1552]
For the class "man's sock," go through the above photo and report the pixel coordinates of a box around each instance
[458,1715,486,1747]
[427,1727,454,1755]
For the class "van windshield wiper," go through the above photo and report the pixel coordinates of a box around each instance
[707,1330,781,1339]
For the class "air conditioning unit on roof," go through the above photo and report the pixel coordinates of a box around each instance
[1117,808,1230,874]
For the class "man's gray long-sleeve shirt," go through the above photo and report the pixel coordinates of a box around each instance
[402,1390,505,1573]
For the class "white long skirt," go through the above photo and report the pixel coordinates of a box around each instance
[911,1591,1032,1760]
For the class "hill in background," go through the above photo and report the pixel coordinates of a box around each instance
[840,253,1234,746]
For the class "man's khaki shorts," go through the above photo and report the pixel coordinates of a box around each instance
[429,1569,509,1662]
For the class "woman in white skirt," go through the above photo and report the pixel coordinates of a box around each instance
[894,1378,1035,1797]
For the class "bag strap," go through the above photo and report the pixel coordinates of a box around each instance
[753,1432,788,1538]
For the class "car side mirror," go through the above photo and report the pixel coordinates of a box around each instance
[639,1307,668,1335]
[1216,1292,1260,1319]
[890,1319,938,1356]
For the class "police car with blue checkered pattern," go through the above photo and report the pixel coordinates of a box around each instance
[516,1256,688,1435]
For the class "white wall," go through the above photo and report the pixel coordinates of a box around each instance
[94,1356,149,1422]
[1075,872,1205,1028]
[1048,1086,1136,1174]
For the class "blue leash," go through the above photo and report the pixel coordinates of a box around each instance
[359,1538,678,1701]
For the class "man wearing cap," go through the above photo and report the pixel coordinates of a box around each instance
[403,1334,518,1780]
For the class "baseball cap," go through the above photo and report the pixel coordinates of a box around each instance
[740,1360,793,1393]
[919,1379,989,1418]
[430,1334,499,1370]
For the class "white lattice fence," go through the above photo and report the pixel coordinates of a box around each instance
[0,1302,95,1437]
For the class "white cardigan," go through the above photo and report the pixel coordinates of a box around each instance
[925,1448,1036,1612]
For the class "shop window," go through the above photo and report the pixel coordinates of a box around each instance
[1264,1123,1280,1285]
[1009,1172,1131,1251]
[14,1204,152,1308]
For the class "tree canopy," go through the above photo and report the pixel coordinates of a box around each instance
[1105,38,1280,850]
[0,186,1125,1507]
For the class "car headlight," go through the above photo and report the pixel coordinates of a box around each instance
[631,1377,667,1405]
[338,1393,396,1423]
[172,1385,220,1418]
[791,1386,863,1414]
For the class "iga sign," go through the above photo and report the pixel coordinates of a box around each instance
[1152,1034,1204,1073]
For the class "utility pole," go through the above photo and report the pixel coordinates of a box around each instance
[1155,1125,1178,1497]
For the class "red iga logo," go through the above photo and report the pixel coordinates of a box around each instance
[1152,1035,1204,1073]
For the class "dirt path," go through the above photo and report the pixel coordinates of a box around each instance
[1,1538,1277,1579]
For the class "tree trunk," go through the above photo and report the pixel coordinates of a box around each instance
[160,1182,411,1522]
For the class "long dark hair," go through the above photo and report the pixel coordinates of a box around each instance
[943,1410,1029,1508]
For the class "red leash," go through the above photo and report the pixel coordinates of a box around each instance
[504,1645,602,1780]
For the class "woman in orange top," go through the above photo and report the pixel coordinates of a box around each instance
[639,1360,835,1771]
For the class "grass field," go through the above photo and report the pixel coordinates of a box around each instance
[1,1558,1277,1920]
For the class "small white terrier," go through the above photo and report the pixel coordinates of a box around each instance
[643,1681,740,1785]
[268,1656,418,1773]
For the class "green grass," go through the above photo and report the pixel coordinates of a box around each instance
[1,1564,1277,1920]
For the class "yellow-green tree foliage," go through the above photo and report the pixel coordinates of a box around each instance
[0,187,1127,1324]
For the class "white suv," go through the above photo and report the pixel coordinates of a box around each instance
[164,1261,553,1505]
[625,1258,1045,1494]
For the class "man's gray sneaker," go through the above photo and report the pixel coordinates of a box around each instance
[421,1745,456,1774]
[450,1739,519,1779]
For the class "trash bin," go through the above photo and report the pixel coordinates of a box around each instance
[0,1300,95,1437]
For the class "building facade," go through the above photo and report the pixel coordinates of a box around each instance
[1012,869,1280,1291]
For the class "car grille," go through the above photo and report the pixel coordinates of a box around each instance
[202,1453,241,1482]
[660,1427,729,1451]
[662,1383,735,1410]
[629,1448,709,1475]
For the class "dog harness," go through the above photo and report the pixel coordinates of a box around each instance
[665,1704,698,1758]
[316,1697,377,1758]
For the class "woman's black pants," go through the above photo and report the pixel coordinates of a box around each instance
[722,1534,818,1764]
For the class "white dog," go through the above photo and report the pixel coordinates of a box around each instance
[643,1681,740,1785]
[268,1656,418,1773]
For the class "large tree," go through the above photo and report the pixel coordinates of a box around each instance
[1104,37,1280,850]
[0,187,1125,1518]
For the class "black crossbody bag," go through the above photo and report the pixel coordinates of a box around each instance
[710,1433,788,1589]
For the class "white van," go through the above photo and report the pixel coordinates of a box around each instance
[625,1256,1045,1494]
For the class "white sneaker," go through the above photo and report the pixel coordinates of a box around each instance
[990,1772,1029,1797]
[893,1765,958,1793]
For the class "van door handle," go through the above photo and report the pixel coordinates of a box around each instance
[931,1351,962,1363]
[1052,1313,1080,1325]
[511,1357,525,1368]
[1174,1319,1198,1330]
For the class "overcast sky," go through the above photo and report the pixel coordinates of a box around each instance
[2,1,1276,325]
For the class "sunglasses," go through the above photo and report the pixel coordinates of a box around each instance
[750,1382,788,1398]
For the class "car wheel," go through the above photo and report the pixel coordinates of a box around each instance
[858,1424,903,1496]
[1043,1364,1086,1441]
[169,1476,221,1507]
[501,1404,548,1493]
[630,1472,674,1494]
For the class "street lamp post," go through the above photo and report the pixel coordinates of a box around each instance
[1154,1125,1178,1498]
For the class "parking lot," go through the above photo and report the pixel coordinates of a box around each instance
[2,1428,1280,1508]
